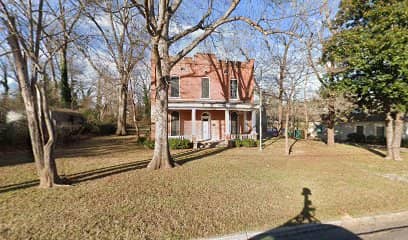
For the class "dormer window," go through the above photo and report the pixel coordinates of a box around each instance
[230,79,238,99]
[170,76,180,97]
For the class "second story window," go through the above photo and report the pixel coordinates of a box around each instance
[230,79,238,99]
[170,76,180,97]
[201,77,210,98]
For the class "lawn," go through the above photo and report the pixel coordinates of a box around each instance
[1,136,408,240]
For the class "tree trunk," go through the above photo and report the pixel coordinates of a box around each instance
[131,96,140,138]
[304,78,308,140]
[7,18,60,188]
[116,82,128,136]
[285,104,290,155]
[326,97,335,146]
[385,111,394,159]
[392,111,403,161]
[278,97,283,134]
[148,41,174,169]
[304,103,309,140]
[1,65,9,108]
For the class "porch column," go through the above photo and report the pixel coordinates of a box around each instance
[192,108,196,138]
[251,110,257,136]
[243,111,247,133]
[225,109,230,139]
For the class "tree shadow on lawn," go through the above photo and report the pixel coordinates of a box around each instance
[249,188,362,240]
[343,142,386,158]
[0,147,228,194]
[0,137,141,167]
[0,150,34,167]
[262,137,283,148]
[288,139,298,155]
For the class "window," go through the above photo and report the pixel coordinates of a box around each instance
[201,77,210,98]
[170,111,180,136]
[376,126,385,137]
[170,76,179,97]
[356,125,364,135]
[230,79,238,99]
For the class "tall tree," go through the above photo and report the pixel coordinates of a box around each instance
[0,0,64,187]
[131,0,245,169]
[300,0,341,146]
[80,0,148,136]
[55,0,82,108]
[324,0,408,160]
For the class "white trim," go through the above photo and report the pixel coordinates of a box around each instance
[168,102,258,111]
[170,111,180,136]
[230,78,238,100]
[200,77,211,99]
[169,75,180,98]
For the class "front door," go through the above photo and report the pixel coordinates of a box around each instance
[202,112,211,140]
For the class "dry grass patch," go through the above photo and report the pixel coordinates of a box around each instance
[1,136,408,239]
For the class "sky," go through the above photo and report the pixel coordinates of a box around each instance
[0,0,341,99]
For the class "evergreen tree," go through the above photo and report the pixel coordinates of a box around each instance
[324,0,408,160]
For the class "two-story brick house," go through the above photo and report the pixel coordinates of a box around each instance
[150,53,259,142]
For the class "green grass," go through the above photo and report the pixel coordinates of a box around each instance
[1,136,408,239]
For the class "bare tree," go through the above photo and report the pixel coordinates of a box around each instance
[131,0,244,169]
[301,0,343,146]
[0,0,65,187]
[79,0,148,136]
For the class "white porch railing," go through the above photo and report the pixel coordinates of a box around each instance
[230,134,256,140]
[168,135,189,140]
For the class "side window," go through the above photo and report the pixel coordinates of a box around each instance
[376,126,385,137]
[201,77,210,98]
[170,76,180,97]
[356,125,364,135]
[230,79,238,99]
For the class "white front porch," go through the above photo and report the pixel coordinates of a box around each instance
[167,106,259,142]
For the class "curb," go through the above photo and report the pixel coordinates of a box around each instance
[197,210,408,240]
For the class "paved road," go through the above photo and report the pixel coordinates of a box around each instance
[360,225,408,240]
[202,211,408,240]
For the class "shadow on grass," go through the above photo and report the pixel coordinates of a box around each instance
[0,151,34,167]
[0,137,142,168]
[0,146,228,194]
[344,142,386,158]
[288,139,298,155]
[249,188,362,240]
[262,137,282,148]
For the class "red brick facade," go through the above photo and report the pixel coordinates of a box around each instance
[151,53,258,142]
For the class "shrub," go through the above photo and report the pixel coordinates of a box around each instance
[137,136,147,145]
[0,121,30,146]
[402,139,408,148]
[168,138,192,149]
[81,122,116,136]
[234,139,242,147]
[366,135,386,145]
[347,133,366,143]
[98,123,116,135]
[143,139,155,149]
[233,138,257,147]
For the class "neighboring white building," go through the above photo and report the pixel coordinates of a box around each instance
[335,114,408,141]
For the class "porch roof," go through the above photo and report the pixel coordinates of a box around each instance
[168,101,259,111]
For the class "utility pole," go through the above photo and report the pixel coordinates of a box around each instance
[259,70,263,151]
